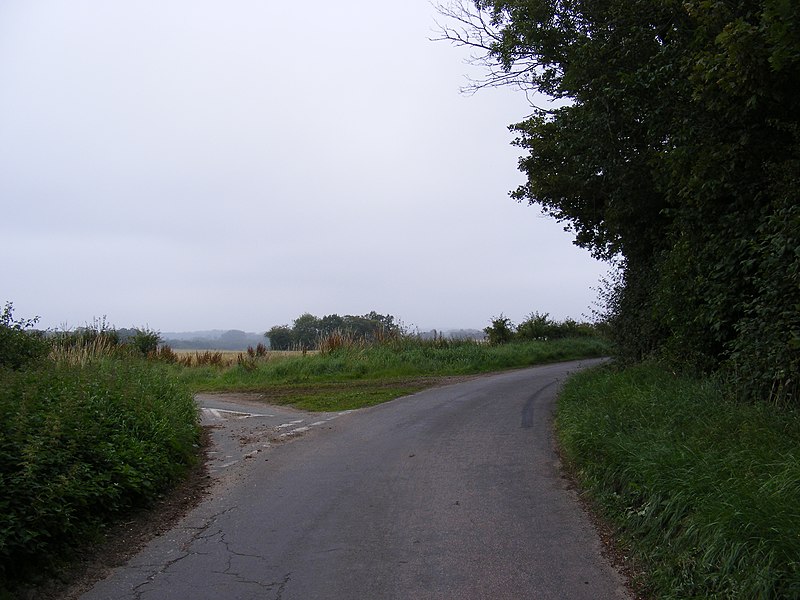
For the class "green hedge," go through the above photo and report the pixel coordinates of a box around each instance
[0,359,199,587]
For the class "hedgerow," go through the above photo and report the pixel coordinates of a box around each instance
[0,358,199,589]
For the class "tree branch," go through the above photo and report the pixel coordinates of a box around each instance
[430,0,553,100]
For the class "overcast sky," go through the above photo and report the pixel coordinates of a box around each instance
[0,0,608,333]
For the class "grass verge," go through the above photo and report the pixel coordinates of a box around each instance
[173,337,611,410]
[556,362,800,599]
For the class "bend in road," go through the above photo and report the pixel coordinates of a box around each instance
[82,358,629,600]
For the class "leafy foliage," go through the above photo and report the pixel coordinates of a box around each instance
[265,325,294,351]
[0,358,198,591]
[484,314,515,345]
[0,306,198,593]
[484,312,601,345]
[266,311,402,351]
[0,303,49,370]
[129,327,161,356]
[438,0,800,401]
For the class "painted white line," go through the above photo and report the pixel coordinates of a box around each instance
[309,421,327,427]
[276,419,305,429]
[201,407,273,419]
[322,410,352,422]
[279,425,312,438]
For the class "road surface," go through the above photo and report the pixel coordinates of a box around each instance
[82,359,629,599]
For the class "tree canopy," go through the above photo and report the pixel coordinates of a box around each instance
[265,312,401,351]
[438,0,800,401]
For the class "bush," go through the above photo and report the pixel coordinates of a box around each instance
[484,312,602,345]
[0,302,50,370]
[484,315,515,345]
[0,358,199,589]
[129,327,161,356]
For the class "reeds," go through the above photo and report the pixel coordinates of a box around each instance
[49,333,120,366]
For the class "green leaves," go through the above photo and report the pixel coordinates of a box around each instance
[442,0,800,399]
[0,302,49,370]
[483,314,515,344]
[266,311,402,351]
[0,359,199,590]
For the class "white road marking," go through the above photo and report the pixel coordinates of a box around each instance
[276,419,305,429]
[202,408,274,419]
[279,426,312,438]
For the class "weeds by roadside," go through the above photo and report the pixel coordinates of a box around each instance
[556,363,800,599]
[0,307,199,596]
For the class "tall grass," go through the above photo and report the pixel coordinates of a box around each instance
[557,363,800,599]
[49,332,120,366]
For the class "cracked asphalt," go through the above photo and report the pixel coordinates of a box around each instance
[80,359,630,600]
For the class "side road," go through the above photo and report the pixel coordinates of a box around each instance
[81,359,630,600]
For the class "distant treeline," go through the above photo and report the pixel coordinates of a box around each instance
[162,329,264,351]
[416,328,485,341]
[483,312,600,345]
[266,311,400,351]
[265,311,597,350]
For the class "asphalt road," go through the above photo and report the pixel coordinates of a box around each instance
[82,359,630,600]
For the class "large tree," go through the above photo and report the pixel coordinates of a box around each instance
[437,0,800,400]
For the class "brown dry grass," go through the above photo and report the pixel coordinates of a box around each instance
[171,349,314,367]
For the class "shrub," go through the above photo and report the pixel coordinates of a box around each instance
[484,314,515,345]
[129,327,161,356]
[51,317,120,351]
[516,312,554,340]
[0,358,199,588]
[0,302,50,370]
